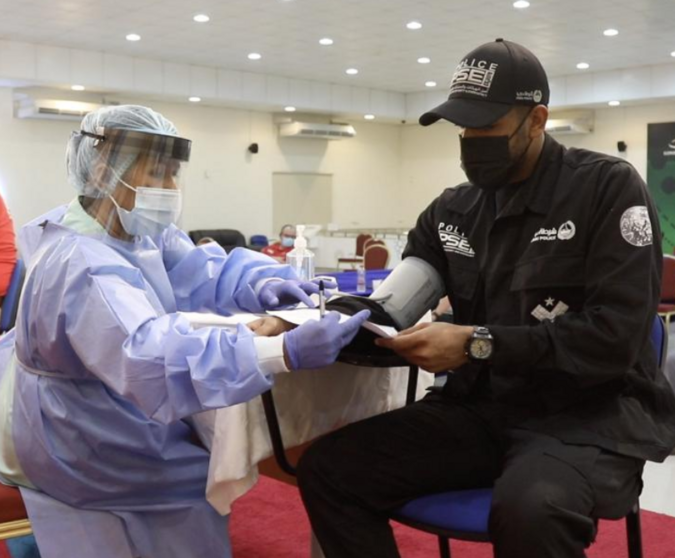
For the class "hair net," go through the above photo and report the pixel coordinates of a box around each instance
[66,105,179,198]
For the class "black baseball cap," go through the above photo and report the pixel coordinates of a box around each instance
[419,38,549,128]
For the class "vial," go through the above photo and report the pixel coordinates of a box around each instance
[356,265,366,292]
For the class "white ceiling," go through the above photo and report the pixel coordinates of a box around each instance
[1,0,674,94]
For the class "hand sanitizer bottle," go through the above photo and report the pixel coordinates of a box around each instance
[285,224,315,281]
[356,264,366,292]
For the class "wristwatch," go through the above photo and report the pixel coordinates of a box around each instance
[465,326,494,361]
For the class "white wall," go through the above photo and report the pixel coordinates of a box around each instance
[399,121,465,224]
[549,103,675,179]
[162,100,405,236]
[397,101,675,227]
[1,88,675,242]
[0,89,405,241]
[0,89,74,228]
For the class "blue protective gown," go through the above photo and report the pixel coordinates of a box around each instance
[2,202,299,557]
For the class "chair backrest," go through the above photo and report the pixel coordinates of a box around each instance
[651,315,668,371]
[364,245,390,270]
[0,259,25,334]
[249,234,269,247]
[355,234,373,257]
[189,229,246,253]
[364,238,385,250]
[0,483,28,524]
[0,482,31,543]
[661,255,675,302]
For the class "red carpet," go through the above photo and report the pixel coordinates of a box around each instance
[231,476,675,557]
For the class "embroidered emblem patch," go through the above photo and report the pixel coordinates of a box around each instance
[531,299,569,322]
[557,221,575,240]
[620,206,652,247]
[451,59,498,99]
[437,222,475,258]
[531,220,576,243]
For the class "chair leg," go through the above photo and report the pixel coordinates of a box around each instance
[437,535,451,558]
[626,504,643,558]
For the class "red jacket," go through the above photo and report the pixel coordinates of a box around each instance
[261,242,292,262]
[0,195,16,296]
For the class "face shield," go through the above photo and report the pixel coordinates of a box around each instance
[75,126,191,239]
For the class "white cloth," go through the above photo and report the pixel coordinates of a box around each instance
[199,362,434,514]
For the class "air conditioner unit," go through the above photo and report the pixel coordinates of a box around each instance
[545,118,593,135]
[278,121,356,140]
[14,98,103,121]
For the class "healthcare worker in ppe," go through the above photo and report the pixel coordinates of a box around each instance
[0,104,369,558]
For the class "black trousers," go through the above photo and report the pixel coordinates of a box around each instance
[297,394,644,558]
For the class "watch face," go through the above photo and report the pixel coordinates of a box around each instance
[471,338,493,359]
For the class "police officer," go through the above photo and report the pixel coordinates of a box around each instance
[297,39,675,558]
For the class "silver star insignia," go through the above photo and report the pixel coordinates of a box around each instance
[545,297,555,307]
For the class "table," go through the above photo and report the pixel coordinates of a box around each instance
[194,360,434,514]
[180,310,434,514]
[311,235,404,270]
[262,352,420,476]
[321,269,392,296]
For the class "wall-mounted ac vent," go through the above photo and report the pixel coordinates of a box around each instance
[545,118,593,135]
[14,98,103,121]
[278,121,356,140]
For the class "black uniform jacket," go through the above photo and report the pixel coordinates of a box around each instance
[404,134,675,462]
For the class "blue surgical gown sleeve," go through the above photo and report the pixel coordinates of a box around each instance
[18,234,275,425]
[160,226,298,314]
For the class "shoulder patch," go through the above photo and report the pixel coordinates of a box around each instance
[620,206,652,247]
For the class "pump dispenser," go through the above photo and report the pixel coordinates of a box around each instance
[285,224,315,281]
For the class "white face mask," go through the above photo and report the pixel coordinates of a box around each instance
[110,181,182,237]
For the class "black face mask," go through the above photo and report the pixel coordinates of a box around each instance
[459,110,534,192]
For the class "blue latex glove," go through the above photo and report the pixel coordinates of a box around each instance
[283,310,370,370]
[258,278,338,309]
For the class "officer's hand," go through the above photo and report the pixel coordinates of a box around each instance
[248,316,295,337]
[375,322,474,373]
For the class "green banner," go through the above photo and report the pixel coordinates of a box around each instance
[647,122,675,253]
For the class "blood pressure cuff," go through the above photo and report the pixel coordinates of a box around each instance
[326,295,397,327]
[326,296,402,365]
